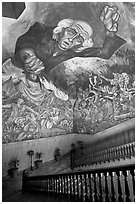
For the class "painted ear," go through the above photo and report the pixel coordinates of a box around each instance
[53,27,63,41]
[83,38,94,48]
[53,19,74,41]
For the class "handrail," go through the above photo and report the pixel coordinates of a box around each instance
[22,119,135,202]
[23,163,134,179]
[22,164,135,202]
[74,126,135,168]
[75,142,135,167]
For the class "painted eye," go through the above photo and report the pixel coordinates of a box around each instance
[65,28,76,36]
[76,36,84,43]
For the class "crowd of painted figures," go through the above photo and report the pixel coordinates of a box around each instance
[2,92,73,143]
[2,63,135,143]
[73,72,135,134]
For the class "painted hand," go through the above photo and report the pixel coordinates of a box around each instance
[100,5,120,33]
[20,49,45,75]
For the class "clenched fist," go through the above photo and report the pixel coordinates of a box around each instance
[20,48,45,75]
[100,5,120,33]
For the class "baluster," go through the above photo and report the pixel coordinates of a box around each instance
[104,150,108,162]
[126,144,131,158]
[115,148,119,160]
[121,145,125,159]
[50,177,53,193]
[75,174,79,200]
[56,176,58,193]
[128,144,132,158]
[66,175,69,198]
[63,176,65,195]
[123,170,131,202]
[109,171,116,201]
[52,177,55,193]
[109,148,113,161]
[72,174,76,199]
[47,178,49,192]
[107,149,111,162]
[51,177,53,192]
[50,178,53,194]
[103,150,106,162]
[53,177,55,193]
[48,178,50,193]
[84,174,88,201]
[69,175,72,197]
[49,178,51,193]
[57,176,60,193]
[112,148,116,161]
[47,178,50,193]
[80,174,84,201]
[54,177,57,193]
[41,180,43,191]
[65,176,67,196]
[104,172,110,201]
[99,151,102,163]
[98,172,103,201]
[116,171,123,202]
[130,169,135,202]
[120,146,123,159]
[118,147,121,160]
[61,176,64,196]
[44,179,47,192]
[47,178,49,193]
[71,175,74,198]
[130,168,135,198]
[131,143,135,157]
[56,177,58,193]
[93,173,98,201]
[88,173,93,201]
[58,176,60,194]
[124,144,128,158]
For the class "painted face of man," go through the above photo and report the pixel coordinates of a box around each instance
[58,21,93,50]
[58,27,84,50]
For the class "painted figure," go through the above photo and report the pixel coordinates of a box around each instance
[12,5,125,84]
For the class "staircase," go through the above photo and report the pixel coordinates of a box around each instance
[4,119,135,202]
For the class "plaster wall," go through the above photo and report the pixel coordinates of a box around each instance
[74,118,135,145]
[2,133,74,177]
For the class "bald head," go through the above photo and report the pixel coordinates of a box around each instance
[53,19,94,51]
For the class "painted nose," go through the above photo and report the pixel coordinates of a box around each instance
[69,33,79,42]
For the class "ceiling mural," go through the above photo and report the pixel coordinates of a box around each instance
[2,2,135,143]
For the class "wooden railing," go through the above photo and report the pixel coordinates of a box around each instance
[75,142,135,167]
[22,164,135,202]
[22,119,135,201]
[74,126,135,168]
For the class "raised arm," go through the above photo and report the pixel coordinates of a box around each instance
[74,5,126,59]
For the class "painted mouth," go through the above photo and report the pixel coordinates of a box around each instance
[58,41,71,50]
[61,41,71,48]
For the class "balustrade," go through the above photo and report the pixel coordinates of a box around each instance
[75,125,135,168]
[22,121,135,201]
[22,164,135,202]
